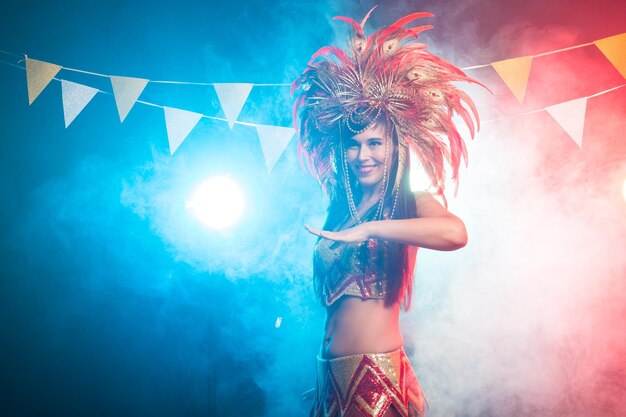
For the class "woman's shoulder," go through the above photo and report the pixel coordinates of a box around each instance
[411,191,450,218]
[412,190,431,201]
[411,190,434,211]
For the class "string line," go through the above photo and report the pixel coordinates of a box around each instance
[1,45,624,128]
[1,33,618,84]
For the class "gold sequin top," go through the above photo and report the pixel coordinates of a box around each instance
[314,238,389,306]
[313,209,390,306]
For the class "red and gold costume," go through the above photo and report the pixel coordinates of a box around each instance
[311,207,427,417]
[293,5,483,417]
[310,347,427,417]
[314,206,391,306]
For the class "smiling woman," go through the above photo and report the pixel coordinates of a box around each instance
[345,121,391,193]
[293,6,482,417]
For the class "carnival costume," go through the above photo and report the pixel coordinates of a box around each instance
[312,347,426,417]
[314,204,390,307]
[292,6,481,417]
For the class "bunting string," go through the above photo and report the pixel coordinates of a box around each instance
[462,40,596,70]
[533,41,595,58]
[2,53,622,127]
[0,50,290,86]
[0,30,624,165]
[0,57,25,71]
[1,32,623,82]
[482,83,626,124]
[0,49,22,59]
[0,55,258,127]
[13,56,623,128]
[0,37,609,82]
[42,59,289,87]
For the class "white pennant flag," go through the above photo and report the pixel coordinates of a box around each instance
[545,97,588,147]
[26,58,62,104]
[255,124,295,172]
[214,83,253,128]
[61,80,98,128]
[110,76,149,122]
[163,106,203,155]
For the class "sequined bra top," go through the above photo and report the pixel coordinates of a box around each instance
[313,208,390,306]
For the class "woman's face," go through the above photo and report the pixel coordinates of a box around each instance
[345,121,394,190]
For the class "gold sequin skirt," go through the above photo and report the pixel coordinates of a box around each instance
[310,347,427,417]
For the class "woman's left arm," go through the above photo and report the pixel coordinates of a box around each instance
[368,191,467,251]
[305,192,467,251]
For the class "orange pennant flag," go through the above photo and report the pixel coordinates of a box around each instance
[491,56,533,104]
[594,33,626,80]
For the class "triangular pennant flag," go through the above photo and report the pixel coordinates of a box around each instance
[491,56,533,104]
[255,125,295,172]
[25,58,62,105]
[545,97,587,147]
[163,107,203,155]
[61,80,98,128]
[214,83,253,128]
[594,33,626,80]
[110,76,149,122]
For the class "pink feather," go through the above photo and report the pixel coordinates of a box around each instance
[360,5,378,28]
[390,12,434,28]
[308,46,349,66]
[333,16,364,35]
[407,25,433,39]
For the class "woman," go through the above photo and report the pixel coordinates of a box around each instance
[292,7,482,417]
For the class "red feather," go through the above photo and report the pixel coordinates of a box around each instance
[390,12,434,28]
[456,89,482,133]
[308,46,349,66]
[333,16,364,35]
[360,5,378,28]
[452,98,476,139]
[407,25,433,39]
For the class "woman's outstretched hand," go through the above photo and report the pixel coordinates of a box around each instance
[304,223,371,243]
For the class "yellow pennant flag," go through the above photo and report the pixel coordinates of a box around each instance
[26,58,62,105]
[491,56,533,104]
[594,33,626,80]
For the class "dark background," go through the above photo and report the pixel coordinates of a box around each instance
[1,1,625,416]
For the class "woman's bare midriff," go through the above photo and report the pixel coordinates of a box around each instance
[321,296,403,359]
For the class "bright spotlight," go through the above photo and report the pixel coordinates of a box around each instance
[186,176,245,230]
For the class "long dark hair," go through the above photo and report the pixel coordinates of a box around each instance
[317,121,419,311]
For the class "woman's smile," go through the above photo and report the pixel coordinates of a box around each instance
[355,163,378,175]
[345,121,393,190]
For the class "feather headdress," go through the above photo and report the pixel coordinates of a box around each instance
[292,7,484,203]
